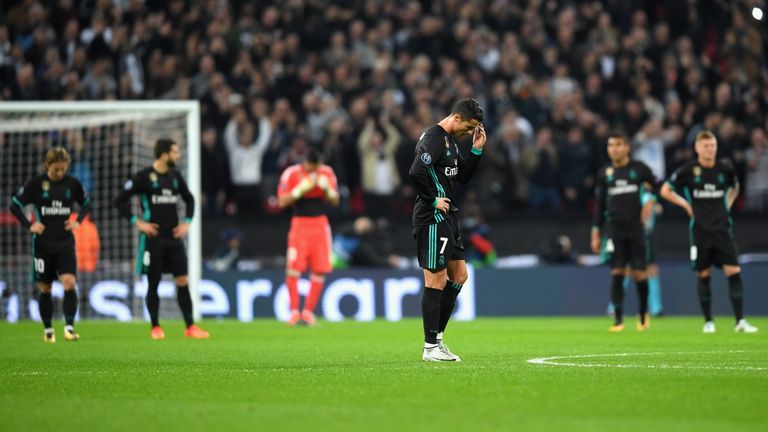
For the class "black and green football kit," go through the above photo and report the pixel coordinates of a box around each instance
[409,125,482,270]
[666,159,739,271]
[9,175,91,282]
[114,166,195,278]
[593,160,656,270]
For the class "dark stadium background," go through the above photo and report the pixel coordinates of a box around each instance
[1,0,766,262]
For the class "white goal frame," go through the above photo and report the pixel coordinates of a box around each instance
[0,101,202,320]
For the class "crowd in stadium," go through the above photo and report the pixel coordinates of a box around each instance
[1,0,767,219]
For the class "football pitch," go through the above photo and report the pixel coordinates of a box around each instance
[1,317,766,432]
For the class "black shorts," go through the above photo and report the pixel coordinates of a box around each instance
[413,212,465,271]
[690,229,739,271]
[32,238,77,283]
[136,235,188,277]
[602,233,647,270]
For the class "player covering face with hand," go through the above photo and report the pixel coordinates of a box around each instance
[277,147,340,326]
[409,98,486,362]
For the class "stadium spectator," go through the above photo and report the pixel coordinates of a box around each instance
[558,126,592,210]
[522,127,561,210]
[745,128,768,212]
[200,124,230,216]
[206,228,242,272]
[357,112,402,216]
[224,101,272,215]
[332,216,403,269]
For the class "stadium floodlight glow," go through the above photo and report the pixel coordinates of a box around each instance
[753,7,764,20]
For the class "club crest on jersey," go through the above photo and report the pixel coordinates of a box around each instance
[42,181,50,191]
[149,172,158,182]
[693,166,702,176]
[420,153,432,164]
[444,137,450,148]
[606,167,614,177]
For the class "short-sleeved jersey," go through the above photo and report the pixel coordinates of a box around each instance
[277,164,338,217]
[593,160,656,237]
[114,167,194,238]
[666,159,738,232]
[409,125,482,226]
[11,174,89,244]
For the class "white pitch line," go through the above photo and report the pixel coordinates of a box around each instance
[527,351,767,371]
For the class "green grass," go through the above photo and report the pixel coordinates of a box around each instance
[1,317,766,432]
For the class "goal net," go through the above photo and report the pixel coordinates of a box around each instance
[0,101,201,323]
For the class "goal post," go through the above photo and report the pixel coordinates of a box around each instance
[0,101,202,322]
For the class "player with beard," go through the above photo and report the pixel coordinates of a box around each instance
[114,139,209,339]
[409,98,486,361]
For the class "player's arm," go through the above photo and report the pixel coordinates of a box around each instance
[590,171,605,253]
[727,183,739,209]
[641,192,656,225]
[317,168,340,207]
[9,178,42,233]
[639,163,658,224]
[456,123,487,184]
[173,173,195,239]
[254,116,273,153]
[660,173,693,218]
[113,174,159,236]
[277,169,317,208]
[65,180,92,231]
[724,160,740,209]
[408,133,450,213]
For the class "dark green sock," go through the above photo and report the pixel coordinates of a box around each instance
[176,285,194,327]
[39,292,53,329]
[697,276,712,322]
[727,274,744,322]
[421,287,441,344]
[63,289,77,326]
[611,274,624,325]
[438,280,462,333]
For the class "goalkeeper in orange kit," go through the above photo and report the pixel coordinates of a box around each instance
[277,147,340,326]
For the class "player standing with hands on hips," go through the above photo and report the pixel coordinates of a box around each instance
[114,139,209,340]
[660,130,758,334]
[277,147,340,326]
[9,147,91,343]
[409,98,486,362]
